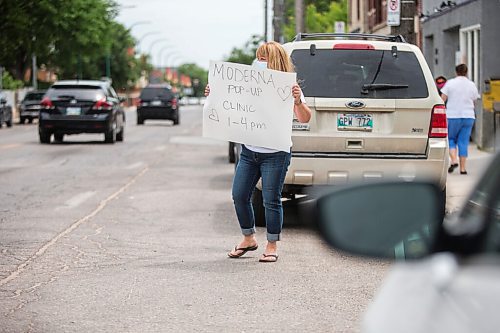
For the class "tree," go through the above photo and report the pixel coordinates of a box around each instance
[1,71,23,90]
[177,63,208,97]
[283,0,348,41]
[0,0,149,88]
[224,35,264,65]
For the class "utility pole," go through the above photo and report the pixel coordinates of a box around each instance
[32,54,38,89]
[389,0,417,44]
[273,0,285,43]
[264,0,268,42]
[295,0,305,34]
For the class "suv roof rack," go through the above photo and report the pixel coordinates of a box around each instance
[293,33,407,43]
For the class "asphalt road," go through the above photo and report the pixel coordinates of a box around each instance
[0,105,392,332]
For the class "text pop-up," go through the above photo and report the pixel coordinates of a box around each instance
[203,61,297,152]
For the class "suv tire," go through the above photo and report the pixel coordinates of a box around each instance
[54,133,64,142]
[228,142,236,163]
[116,126,124,142]
[104,122,117,144]
[137,117,144,125]
[173,111,180,125]
[39,128,51,144]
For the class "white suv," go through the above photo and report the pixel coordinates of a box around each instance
[251,33,448,225]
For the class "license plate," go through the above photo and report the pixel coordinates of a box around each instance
[292,119,310,131]
[66,107,81,115]
[151,100,162,106]
[337,113,373,131]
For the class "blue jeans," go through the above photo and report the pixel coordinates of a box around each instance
[448,118,474,157]
[232,145,291,242]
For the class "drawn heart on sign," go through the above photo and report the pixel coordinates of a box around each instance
[277,86,291,101]
[208,109,219,122]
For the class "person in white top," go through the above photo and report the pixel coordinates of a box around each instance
[205,41,311,262]
[440,64,480,175]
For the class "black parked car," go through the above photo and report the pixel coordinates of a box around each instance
[18,90,46,124]
[39,80,125,144]
[0,91,13,128]
[137,84,179,125]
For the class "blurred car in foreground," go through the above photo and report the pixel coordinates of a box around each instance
[136,84,179,125]
[18,90,45,124]
[39,80,125,144]
[0,91,13,128]
[315,152,500,332]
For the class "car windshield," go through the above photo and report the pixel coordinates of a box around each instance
[291,49,429,99]
[24,93,45,101]
[47,86,105,101]
[140,87,173,100]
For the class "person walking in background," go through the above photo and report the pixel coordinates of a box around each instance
[205,41,311,262]
[441,64,480,175]
[435,76,447,100]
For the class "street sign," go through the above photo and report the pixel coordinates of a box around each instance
[387,0,401,26]
[334,21,345,33]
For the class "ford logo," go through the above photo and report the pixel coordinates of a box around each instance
[346,101,366,109]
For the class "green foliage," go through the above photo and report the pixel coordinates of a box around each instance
[225,35,264,65]
[0,0,149,89]
[1,70,24,90]
[284,0,348,41]
[177,63,208,97]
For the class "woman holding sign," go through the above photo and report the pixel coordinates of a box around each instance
[205,41,311,263]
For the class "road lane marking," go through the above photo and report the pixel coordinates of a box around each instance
[0,165,149,288]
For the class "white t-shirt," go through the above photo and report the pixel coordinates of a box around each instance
[245,92,306,153]
[440,76,480,119]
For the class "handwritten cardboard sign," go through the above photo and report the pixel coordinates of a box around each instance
[203,61,297,152]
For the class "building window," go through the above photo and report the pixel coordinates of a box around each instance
[368,0,386,29]
[460,24,480,86]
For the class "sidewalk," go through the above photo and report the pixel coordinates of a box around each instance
[446,143,494,213]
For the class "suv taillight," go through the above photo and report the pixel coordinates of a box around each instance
[171,98,178,109]
[40,97,54,110]
[93,98,113,111]
[429,105,447,138]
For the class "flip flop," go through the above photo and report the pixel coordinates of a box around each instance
[259,254,279,263]
[448,163,459,173]
[228,245,258,258]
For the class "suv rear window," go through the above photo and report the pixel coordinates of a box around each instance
[47,85,105,101]
[24,93,45,101]
[140,87,173,100]
[291,49,428,99]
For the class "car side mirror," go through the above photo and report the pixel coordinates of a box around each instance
[316,182,443,260]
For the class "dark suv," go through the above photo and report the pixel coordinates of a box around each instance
[39,80,125,144]
[137,84,179,125]
[19,90,45,124]
[0,91,13,128]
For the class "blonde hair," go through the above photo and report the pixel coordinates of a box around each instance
[256,41,295,73]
